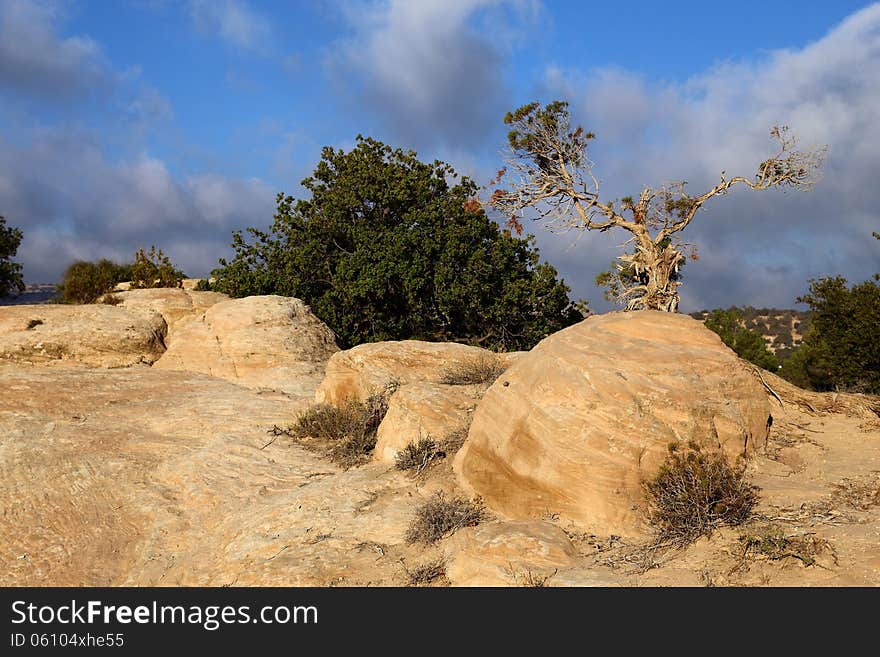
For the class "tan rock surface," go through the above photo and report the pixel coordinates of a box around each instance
[109,288,228,334]
[0,304,167,367]
[0,363,426,586]
[2,309,878,588]
[454,311,773,537]
[373,382,479,463]
[444,520,608,586]
[315,340,518,404]
[154,295,339,397]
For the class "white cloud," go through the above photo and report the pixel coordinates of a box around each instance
[328,0,538,149]
[189,0,272,52]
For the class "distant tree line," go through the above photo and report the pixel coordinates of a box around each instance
[697,232,879,394]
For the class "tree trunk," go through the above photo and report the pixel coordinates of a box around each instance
[620,235,684,312]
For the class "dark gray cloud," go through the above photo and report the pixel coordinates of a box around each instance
[0,0,274,284]
[327,0,538,151]
[0,126,274,283]
[537,4,880,312]
[0,0,112,100]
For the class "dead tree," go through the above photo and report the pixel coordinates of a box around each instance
[490,101,826,312]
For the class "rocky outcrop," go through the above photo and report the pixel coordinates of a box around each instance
[454,311,772,537]
[0,304,167,367]
[445,521,586,586]
[315,340,518,404]
[153,295,339,397]
[373,382,479,463]
[109,288,228,334]
[0,363,419,586]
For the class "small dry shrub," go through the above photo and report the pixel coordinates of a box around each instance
[101,294,123,305]
[511,568,557,587]
[289,392,389,467]
[404,558,447,586]
[738,524,833,567]
[830,475,880,511]
[644,443,758,545]
[440,426,468,454]
[405,493,487,544]
[440,355,507,386]
[395,437,441,472]
[26,318,43,330]
[395,425,471,473]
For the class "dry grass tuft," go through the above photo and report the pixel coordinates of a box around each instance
[510,568,558,587]
[403,558,447,586]
[405,493,487,544]
[830,474,880,511]
[101,294,123,306]
[440,355,507,386]
[736,524,834,568]
[440,426,469,454]
[395,425,471,474]
[644,443,758,546]
[395,437,442,472]
[288,392,389,467]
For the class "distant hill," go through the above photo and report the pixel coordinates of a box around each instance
[690,306,810,362]
[0,284,57,306]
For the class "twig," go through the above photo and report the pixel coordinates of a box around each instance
[753,367,784,407]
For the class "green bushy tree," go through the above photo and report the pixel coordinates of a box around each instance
[787,276,880,393]
[57,259,133,304]
[212,136,584,350]
[130,246,185,289]
[0,215,25,298]
[702,308,779,371]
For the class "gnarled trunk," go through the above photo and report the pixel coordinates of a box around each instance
[618,236,684,312]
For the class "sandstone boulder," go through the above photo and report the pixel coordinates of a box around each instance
[315,340,519,405]
[0,304,167,367]
[154,295,339,397]
[373,382,479,463]
[109,288,228,334]
[454,311,772,537]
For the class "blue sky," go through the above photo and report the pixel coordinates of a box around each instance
[1,0,878,311]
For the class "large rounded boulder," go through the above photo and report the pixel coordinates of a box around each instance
[154,295,339,398]
[453,311,772,537]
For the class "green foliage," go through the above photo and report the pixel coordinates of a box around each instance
[645,443,758,546]
[702,308,779,371]
[130,246,185,289]
[789,275,880,393]
[504,100,594,171]
[0,215,25,298]
[57,259,133,304]
[211,136,584,350]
